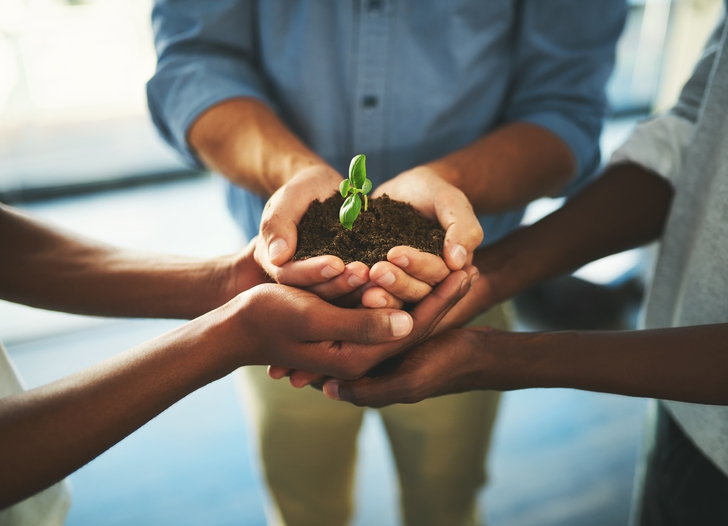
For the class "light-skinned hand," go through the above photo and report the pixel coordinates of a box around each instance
[361,165,483,307]
[256,165,370,300]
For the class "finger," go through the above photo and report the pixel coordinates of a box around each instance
[260,189,308,267]
[300,302,414,344]
[273,256,345,287]
[405,265,479,342]
[369,261,432,303]
[433,190,483,270]
[306,262,369,300]
[341,266,478,367]
[324,377,409,408]
[289,370,327,388]
[387,246,451,286]
[268,366,291,380]
[361,286,405,309]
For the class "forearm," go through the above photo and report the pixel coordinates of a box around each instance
[0,205,236,319]
[490,323,728,405]
[473,163,674,306]
[427,122,577,214]
[188,98,333,196]
[0,310,236,508]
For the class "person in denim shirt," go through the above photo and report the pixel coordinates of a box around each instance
[147,2,626,524]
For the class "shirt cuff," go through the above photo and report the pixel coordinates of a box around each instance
[147,55,275,167]
[519,111,602,194]
[607,114,695,182]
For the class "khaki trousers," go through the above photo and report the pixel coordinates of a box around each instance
[237,303,513,526]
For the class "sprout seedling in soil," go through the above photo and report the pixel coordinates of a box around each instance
[293,154,445,266]
[339,154,373,230]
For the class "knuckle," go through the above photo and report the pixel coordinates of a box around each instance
[358,313,385,344]
[466,223,484,245]
[348,393,368,407]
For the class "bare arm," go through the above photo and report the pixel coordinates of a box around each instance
[188,98,335,197]
[0,204,263,319]
[0,267,476,508]
[326,322,728,408]
[428,122,577,215]
[433,162,675,330]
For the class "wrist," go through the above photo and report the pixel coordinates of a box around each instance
[423,160,462,189]
[196,291,256,372]
[472,329,554,392]
[285,163,342,188]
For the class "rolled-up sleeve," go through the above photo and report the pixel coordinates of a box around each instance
[147,0,272,166]
[503,0,627,193]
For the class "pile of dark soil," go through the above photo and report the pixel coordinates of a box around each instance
[293,193,445,266]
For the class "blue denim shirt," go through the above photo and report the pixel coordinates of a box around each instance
[148,0,626,244]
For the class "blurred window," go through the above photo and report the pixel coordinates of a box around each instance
[608,0,674,115]
[0,0,188,197]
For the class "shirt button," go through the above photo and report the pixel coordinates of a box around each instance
[367,0,382,12]
[362,94,379,108]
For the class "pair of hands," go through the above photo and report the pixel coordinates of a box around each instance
[246,163,490,388]
[255,164,483,308]
[219,239,480,383]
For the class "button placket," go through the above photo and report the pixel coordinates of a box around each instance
[352,0,392,178]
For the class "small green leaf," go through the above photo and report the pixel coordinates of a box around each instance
[340,193,362,230]
[361,179,372,195]
[339,179,351,197]
[349,154,367,189]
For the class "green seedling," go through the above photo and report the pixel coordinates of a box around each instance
[339,154,373,230]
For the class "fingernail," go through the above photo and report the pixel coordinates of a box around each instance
[390,312,412,337]
[325,381,340,400]
[372,297,387,308]
[391,255,409,268]
[449,244,467,268]
[348,274,366,287]
[322,265,340,279]
[269,238,288,261]
[460,277,469,292]
[470,271,480,286]
[377,271,396,287]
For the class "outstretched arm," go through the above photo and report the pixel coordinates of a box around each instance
[325,322,728,408]
[0,267,476,509]
[0,204,263,319]
[435,162,675,330]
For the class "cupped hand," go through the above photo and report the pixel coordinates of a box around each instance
[361,246,451,308]
[227,237,272,295]
[256,165,355,291]
[322,327,505,407]
[373,166,483,271]
[268,265,479,387]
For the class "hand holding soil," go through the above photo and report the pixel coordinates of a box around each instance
[360,165,484,308]
[255,164,369,299]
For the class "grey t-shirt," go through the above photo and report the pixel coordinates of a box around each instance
[610,8,728,477]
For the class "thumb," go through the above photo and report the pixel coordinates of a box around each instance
[260,187,306,267]
[406,265,479,340]
[303,301,414,344]
[434,189,483,270]
[336,266,478,371]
